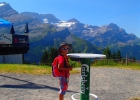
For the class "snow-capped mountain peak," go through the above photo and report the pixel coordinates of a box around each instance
[67,18,80,23]
[0,2,7,7]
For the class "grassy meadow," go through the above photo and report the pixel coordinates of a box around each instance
[91,59,140,70]
[0,60,140,75]
[0,64,51,75]
[0,64,81,75]
[127,97,140,100]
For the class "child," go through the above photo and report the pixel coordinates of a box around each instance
[57,41,73,100]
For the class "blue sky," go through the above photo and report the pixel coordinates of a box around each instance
[1,0,140,37]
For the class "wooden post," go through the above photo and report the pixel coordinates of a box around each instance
[22,54,24,64]
[126,54,127,66]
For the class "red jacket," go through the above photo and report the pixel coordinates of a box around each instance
[58,55,70,77]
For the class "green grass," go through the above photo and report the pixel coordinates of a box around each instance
[0,64,51,75]
[0,64,80,75]
[91,60,140,70]
[128,97,140,100]
[91,64,140,70]
[0,61,140,75]
[132,99,140,100]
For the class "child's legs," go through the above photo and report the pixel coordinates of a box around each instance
[59,76,69,95]
[59,94,64,100]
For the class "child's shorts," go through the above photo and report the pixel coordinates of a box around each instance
[59,76,69,95]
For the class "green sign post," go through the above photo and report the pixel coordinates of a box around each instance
[67,53,106,100]
[80,58,90,100]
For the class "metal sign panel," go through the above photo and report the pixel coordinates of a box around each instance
[0,34,12,44]
[12,35,29,46]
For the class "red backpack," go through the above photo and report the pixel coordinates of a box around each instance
[52,56,62,77]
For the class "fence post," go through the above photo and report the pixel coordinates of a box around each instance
[126,54,128,66]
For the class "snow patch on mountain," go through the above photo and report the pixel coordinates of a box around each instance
[56,21,76,27]
[0,3,5,6]
[43,18,48,23]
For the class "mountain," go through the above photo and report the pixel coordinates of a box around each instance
[20,12,60,23]
[67,18,80,23]
[25,28,101,63]
[0,2,101,63]
[0,2,18,18]
[1,2,140,61]
[52,20,140,59]
[55,21,140,47]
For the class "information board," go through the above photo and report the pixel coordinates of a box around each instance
[12,35,29,46]
[0,34,12,44]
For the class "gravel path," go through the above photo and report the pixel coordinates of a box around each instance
[0,68,140,100]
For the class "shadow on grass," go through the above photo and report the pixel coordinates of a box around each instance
[0,74,78,93]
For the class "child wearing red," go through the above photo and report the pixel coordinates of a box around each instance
[57,42,73,100]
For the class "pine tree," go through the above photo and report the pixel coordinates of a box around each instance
[111,51,116,59]
[116,50,122,60]
[48,47,58,65]
[103,47,111,59]
[40,50,49,65]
